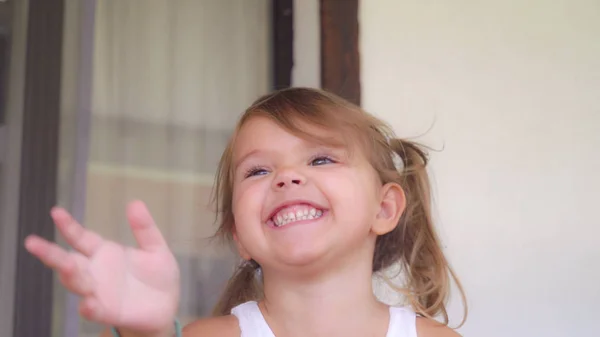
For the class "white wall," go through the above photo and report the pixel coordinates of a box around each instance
[360,1,600,336]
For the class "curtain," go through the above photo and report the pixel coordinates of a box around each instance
[57,1,272,336]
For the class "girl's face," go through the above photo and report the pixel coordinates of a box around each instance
[231,116,394,273]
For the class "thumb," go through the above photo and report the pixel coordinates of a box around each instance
[126,200,168,252]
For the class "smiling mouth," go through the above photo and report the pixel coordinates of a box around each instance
[267,204,325,227]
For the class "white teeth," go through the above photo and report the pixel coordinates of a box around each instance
[272,207,324,227]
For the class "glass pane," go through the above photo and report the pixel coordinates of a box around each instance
[52,1,82,336]
[56,1,273,337]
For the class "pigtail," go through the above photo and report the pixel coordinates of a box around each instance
[378,138,467,326]
[210,138,264,316]
[211,260,262,316]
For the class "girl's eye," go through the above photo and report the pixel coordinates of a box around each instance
[310,156,335,166]
[244,167,268,178]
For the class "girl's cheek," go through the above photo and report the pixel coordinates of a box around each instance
[233,180,265,208]
[231,183,245,211]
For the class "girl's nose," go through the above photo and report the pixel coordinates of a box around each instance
[272,169,306,190]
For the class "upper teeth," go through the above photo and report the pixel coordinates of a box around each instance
[272,205,323,227]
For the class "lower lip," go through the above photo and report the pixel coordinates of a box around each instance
[266,211,328,229]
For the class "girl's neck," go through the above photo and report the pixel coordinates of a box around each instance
[259,254,390,337]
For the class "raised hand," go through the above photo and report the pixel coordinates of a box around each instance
[24,200,180,335]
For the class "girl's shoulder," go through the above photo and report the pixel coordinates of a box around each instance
[182,314,240,337]
[388,305,461,337]
[415,317,462,337]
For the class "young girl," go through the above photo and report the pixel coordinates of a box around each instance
[25,88,467,337]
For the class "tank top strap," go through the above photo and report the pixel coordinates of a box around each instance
[386,306,418,337]
[231,301,417,337]
[231,301,276,337]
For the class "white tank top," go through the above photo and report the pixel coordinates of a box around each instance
[231,301,417,337]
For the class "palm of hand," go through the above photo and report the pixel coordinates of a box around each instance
[85,242,179,330]
[25,201,180,333]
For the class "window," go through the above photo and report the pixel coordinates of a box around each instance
[5,0,360,336]
[56,1,275,336]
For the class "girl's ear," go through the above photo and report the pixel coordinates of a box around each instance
[372,182,406,235]
[233,229,252,260]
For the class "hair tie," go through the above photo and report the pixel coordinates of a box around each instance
[387,138,405,171]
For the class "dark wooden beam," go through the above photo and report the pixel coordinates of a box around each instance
[13,0,64,336]
[272,0,294,89]
[320,0,360,105]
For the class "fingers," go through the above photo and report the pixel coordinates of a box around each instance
[127,200,168,252]
[25,235,72,270]
[24,235,94,296]
[51,207,104,257]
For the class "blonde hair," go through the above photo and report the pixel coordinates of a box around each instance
[211,87,467,326]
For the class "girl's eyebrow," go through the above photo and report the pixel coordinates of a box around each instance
[309,144,350,157]
[234,149,266,170]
